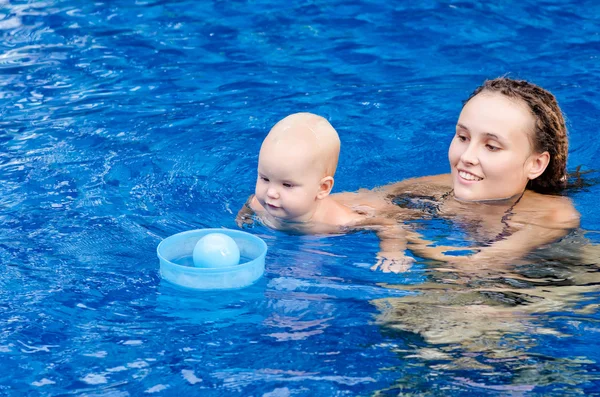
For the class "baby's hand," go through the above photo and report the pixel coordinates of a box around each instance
[372,252,415,273]
[235,207,255,228]
[235,213,254,228]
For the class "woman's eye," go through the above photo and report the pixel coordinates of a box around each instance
[456,134,468,142]
[486,144,500,151]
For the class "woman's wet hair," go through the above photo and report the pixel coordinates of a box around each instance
[465,77,568,194]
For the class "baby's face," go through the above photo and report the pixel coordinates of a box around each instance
[255,143,323,223]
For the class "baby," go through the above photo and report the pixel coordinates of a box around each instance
[237,112,416,272]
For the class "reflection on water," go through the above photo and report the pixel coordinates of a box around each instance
[373,230,600,393]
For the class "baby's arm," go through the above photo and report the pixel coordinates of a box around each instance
[236,195,257,228]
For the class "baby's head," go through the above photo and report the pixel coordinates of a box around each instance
[255,112,340,222]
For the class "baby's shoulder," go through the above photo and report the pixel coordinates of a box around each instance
[246,195,261,211]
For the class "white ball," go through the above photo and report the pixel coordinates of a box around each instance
[192,233,240,268]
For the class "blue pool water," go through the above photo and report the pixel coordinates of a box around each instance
[1,0,600,395]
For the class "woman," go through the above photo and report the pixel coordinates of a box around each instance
[369,79,595,379]
[343,77,581,271]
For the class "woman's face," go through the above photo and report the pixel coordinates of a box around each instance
[448,92,544,201]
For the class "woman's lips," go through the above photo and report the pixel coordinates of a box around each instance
[458,170,483,182]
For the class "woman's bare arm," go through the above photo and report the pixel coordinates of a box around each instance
[468,194,580,264]
[406,193,580,267]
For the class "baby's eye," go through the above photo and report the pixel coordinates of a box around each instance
[260,176,269,182]
[282,183,294,188]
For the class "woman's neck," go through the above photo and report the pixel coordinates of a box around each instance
[451,190,526,207]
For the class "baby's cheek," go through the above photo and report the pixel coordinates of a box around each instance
[255,189,265,204]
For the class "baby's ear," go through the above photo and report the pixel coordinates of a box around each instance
[316,176,334,200]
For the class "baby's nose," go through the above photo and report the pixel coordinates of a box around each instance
[267,187,279,198]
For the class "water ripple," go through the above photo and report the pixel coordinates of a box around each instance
[0,0,599,395]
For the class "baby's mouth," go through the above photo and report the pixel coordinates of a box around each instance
[458,170,483,181]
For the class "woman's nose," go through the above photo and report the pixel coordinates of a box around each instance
[460,143,479,166]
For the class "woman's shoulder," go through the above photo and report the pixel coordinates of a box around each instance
[521,191,580,228]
